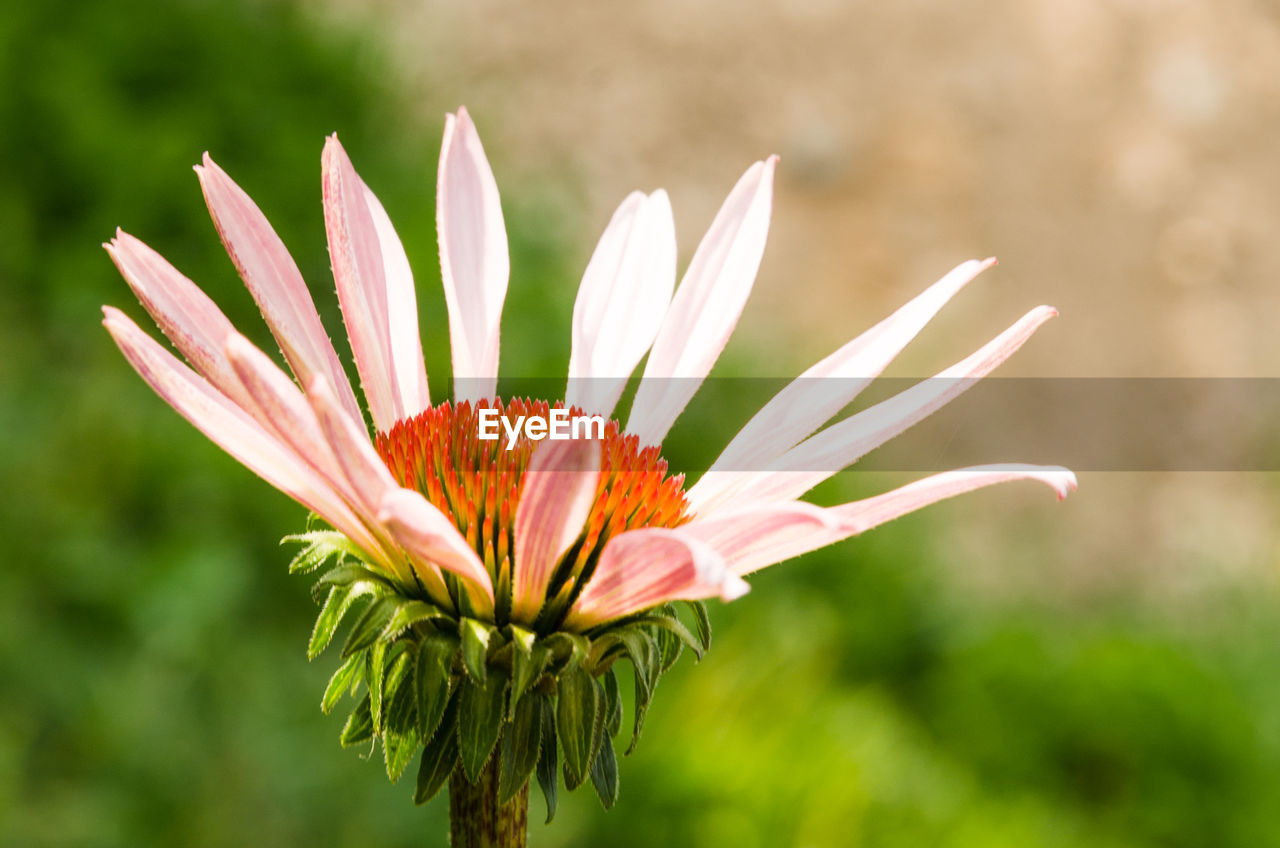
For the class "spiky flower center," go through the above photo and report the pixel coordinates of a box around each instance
[375,398,689,625]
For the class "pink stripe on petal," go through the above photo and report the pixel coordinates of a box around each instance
[306,376,399,515]
[690,258,997,512]
[718,305,1059,509]
[566,190,676,417]
[361,182,431,419]
[323,136,399,432]
[437,107,509,403]
[378,487,495,610]
[102,307,385,560]
[510,437,602,624]
[686,465,1077,576]
[196,155,364,426]
[627,156,777,446]
[105,232,248,409]
[565,529,749,630]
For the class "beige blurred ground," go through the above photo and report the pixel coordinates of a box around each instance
[317,0,1280,600]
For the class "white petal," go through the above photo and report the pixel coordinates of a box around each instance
[689,258,997,513]
[685,465,1077,576]
[709,306,1059,510]
[102,307,386,560]
[510,437,601,624]
[566,190,676,417]
[564,528,749,630]
[626,156,777,445]
[437,107,509,403]
[196,154,364,427]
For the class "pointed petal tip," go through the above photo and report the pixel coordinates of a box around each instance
[720,573,751,602]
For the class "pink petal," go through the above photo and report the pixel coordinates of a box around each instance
[305,375,400,514]
[564,529,750,630]
[323,136,430,432]
[685,465,1078,576]
[510,437,602,624]
[689,258,997,512]
[626,156,777,446]
[102,307,385,560]
[104,231,248,410]
[565,190,676,417]
[195,154,364,427]
[712,305,1059,510]
[378,487,495,611]
[437,107,509,403]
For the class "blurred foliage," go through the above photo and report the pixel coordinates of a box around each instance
[3,0,1280,846]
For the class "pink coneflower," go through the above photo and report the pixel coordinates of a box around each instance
[103,107,1074,841]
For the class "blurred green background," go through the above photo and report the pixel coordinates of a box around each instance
[4,0,1280,846]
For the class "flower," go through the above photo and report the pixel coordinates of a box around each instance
[102,107,1075,814]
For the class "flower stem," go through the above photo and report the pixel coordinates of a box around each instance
[448,754,528,848]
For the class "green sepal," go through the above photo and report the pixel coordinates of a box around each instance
[535,696,559,823]
[617,629,659,755]
[655,626,682,672]
[459,618,494,684]
[417,633,457,741]
[321,652,365,714]
[384,725,419,783]
[340,695,374,748]
[509,625,548,712]
[557,667,600,789]
[458,667,509,782]
[630,613,704,661]
[545,632,590,674]
[498,687,542,805]
[381,644,415,734]
[602,669,622,737]
[368,641,388,730]
[341,596,398,658]
[309,583,361,659]
[312,562,391,603]
[684,600,712,652]
[382,600,448,640]
[589,729,619,809]
[282,530,362,574]
[414,692,459,805]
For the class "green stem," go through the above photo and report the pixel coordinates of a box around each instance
[448,754,528,848]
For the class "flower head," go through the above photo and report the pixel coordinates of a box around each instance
[103,106,1075,814]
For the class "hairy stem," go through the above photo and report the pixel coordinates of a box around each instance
[448,755,528,848]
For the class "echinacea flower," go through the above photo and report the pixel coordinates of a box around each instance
[103,107,1075,844]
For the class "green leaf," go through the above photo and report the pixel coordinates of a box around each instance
[602,669,622,737]
[309,584,359,659]
[589,730,619,809]
[340,695,374,748]
[618,630,659,755]
[459,618,494,684]
[557,667,600,789]
[418,633,457,741]
[368,641,388,730]
[382,600,448,640]
[546,632,590,673]
[498,687,542,805]
[342,596,398,658]
[321,652,365,714]
[415,693,459,805]
[630,613,704,661]
[312,562,391,603]
[684,600,712,652]
[535,696,559,823]
[458,667,509,782]
[655,626,682,672]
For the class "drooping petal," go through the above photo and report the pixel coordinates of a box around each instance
[104,231,250,410]
[702,305,1060,511]
[323,136,431,432]
[626,156,777,445]
[510,437,602,624]
[378,487,495,611]
[564,529,750,630]
[305,375,401,514]
[689,258,998,511]
[195,154,364,426]
[437,106,509,403]
[102,307,385,560]
[565,190,676,417]
[684,465,1077,576]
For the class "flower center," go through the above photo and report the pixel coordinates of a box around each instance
[375,398,689,622]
